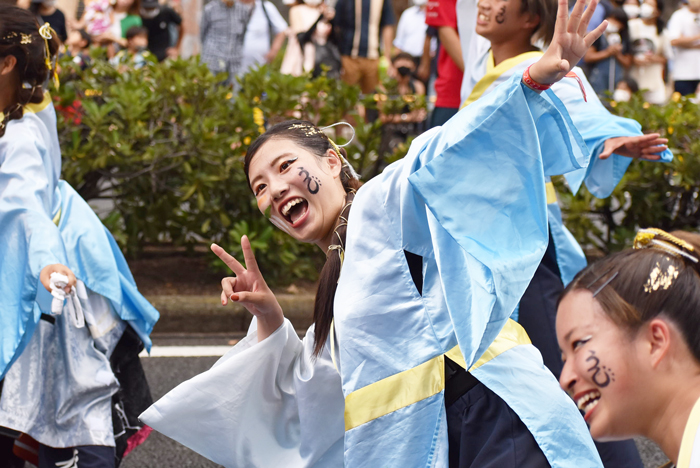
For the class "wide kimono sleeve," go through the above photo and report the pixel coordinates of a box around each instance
[0,118,68,379]
[551,72,673,197]
[407,73,588,367]
[139,319,345,468]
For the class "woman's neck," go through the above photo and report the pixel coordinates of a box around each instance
[642,17,656,26]
[40,5,56,14]
[491,42,538,67]
[0,76,19,113]
[645,375,700,464]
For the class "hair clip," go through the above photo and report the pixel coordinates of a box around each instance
[592,271,618,297]
[643,262,679,293]
[321,122,360,180]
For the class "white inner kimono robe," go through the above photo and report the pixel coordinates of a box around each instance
[142,74,603,467]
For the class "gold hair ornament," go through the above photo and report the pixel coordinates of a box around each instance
[643,262,679,293]
[326,193,355,265]
[633,228,698,264]
[0,31,32,44]
[38,23,60,90]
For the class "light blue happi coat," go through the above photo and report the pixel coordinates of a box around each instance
[0,99,159,380]
[335,73,603,467]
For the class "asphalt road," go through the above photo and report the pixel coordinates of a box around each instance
[119,336,668,468]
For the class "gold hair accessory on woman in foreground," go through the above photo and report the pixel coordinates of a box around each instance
[633,228,699,263]
[633,228,699,293]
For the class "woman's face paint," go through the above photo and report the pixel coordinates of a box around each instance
[557,290,648,440]
[475,0,533,43]
[247,138,346,247]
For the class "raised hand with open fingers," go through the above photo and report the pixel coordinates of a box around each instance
[599,133,669,160]
[212,235,284,341]
[528,0,608,86]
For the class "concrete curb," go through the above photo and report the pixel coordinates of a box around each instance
[148,294,315,334]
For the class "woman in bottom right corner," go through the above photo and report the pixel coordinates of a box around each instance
[557,228,700,468]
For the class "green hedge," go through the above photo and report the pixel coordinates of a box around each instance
[555,92,700,256]
[55,52,698,281]
[54,52,415,284]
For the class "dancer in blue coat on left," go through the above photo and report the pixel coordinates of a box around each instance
[0,6,159,467]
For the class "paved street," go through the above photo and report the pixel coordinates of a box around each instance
[119,335,668,468]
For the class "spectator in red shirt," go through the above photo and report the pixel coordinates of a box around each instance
[425,0,464,128]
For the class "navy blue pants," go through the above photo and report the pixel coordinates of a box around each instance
[447,379,550,468]
[518,235,643,468]
[429,107,459,128]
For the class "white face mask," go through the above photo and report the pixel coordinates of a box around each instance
[140,6,160,17]
[622,4,640,18]
[304,0,323,6]
[413,0,427,6]
[640,3,655,18]
[613,89,632,102]
[606,24,620,34]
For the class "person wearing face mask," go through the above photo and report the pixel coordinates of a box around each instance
[557,228,700,468]
[376,52,427,173]
[628,0,667,104]
[29,0,67,42]
[584,7,633,96]
[667,0,700,95]
[622,0,640,19]
[611,76,639,101]
[139,0,182,61]
[393,0,437,68]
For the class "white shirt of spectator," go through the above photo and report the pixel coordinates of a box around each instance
[628,18,668,104]
[667,6,700,81]
[393,4,437,58]
[241,0,289,75]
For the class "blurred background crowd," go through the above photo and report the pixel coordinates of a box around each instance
[2,0,699,150]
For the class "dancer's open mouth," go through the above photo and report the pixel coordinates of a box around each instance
[575,390,601,421]
[280,197,309,226]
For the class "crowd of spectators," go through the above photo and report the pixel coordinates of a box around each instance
[580,0,700,103]
[6,0,698,137]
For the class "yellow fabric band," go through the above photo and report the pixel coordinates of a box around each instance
[461,51,544,109]
[677,396,700,468]
[344,353,445,431]
[344,319,531,431]
[445,318,531,372]
[546,181,557,205]
[52,208,61,227]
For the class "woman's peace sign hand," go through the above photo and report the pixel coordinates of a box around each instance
[212,235,284,340]
[528,0,608,85]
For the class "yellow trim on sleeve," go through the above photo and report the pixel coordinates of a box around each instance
[344,354,445,431]
[445,319,531,372]
[546,182,557,205]
[676,396,700,468]
[344,319,531,431]
[461,51,544,109]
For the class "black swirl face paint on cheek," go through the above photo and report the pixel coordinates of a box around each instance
[585,350,615,387]
[298,167,322,195]
[495,5,506,23]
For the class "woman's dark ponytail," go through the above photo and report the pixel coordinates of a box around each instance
[244,122,362,356]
